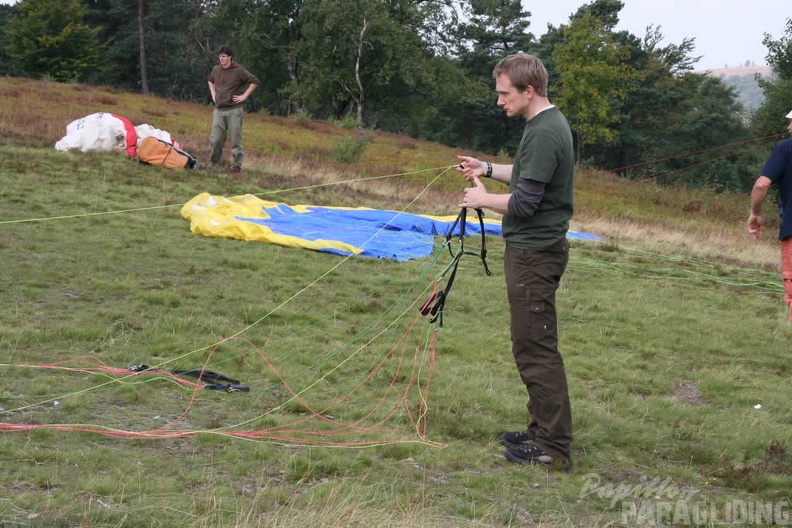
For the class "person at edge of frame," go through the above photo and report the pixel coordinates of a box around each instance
[748,109,792,320]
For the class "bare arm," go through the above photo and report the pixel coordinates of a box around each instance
[232,82,258,104]
[486,162,512,184]
[748,176,772,239]
[456,155,512,184]
[208,81,216,104]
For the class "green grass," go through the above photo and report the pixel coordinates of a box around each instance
[1,79,791,527]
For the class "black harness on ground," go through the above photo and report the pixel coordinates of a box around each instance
[129,365,250,392]
[420,207,491,328]
[172,368,239,384]
[173,368,251,392]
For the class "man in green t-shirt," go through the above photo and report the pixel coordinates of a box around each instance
[457,53,574,472]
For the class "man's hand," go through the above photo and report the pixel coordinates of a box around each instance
[459,177,488,209]
[456,155,485,182]
[748,176,772,240]
[748,213,765,240]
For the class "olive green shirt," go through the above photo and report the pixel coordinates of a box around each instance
[503,106,575,250]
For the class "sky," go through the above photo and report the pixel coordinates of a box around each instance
[525,0,790,70]
[0,0,788,70]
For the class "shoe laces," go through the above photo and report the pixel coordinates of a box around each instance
[514,443,545,456]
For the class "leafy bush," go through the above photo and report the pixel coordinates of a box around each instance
[332,115,360,130]
[330,134,372,163]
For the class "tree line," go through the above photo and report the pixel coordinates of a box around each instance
[1,0,791,192]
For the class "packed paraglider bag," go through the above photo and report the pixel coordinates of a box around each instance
[136,136,199,170]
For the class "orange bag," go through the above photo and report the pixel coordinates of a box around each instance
[137,136,198,169]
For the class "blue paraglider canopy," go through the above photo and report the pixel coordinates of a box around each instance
[180,193,600,262]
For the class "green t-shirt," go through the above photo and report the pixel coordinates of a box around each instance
[502,106,574,250]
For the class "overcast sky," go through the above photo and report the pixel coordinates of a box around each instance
[1,0,788,70]
[525,0,790,70]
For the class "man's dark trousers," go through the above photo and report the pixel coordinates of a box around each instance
[504,238,572,460]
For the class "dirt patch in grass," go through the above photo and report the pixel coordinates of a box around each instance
[670,381,707,405]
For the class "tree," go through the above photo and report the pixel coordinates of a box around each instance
[753,18,792,136]
[599,25,701,174]
[287,0,381,121]
[0,4,20,76]
[80,0,210,98]
[285,0,458,130]
[351,16,369,125]
[221,0,305,114]
[451,0,537,155]
[80,0,138,87]
[552,12,636,159]
[764,18,792,79]
[141,0,211,100]
[455,0,534,75]
[6,0,106,82]
[585,21,752,191]
[137,0,148,94]
[656,74,751,191]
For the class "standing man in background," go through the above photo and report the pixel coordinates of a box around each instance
[207,45,260,174]
[456,53,575,471]
[748,110,792,321]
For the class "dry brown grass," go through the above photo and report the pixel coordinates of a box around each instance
[572,169,780,271]
[573,212,779,271]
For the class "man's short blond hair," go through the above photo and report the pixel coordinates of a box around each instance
[492,54,548,97]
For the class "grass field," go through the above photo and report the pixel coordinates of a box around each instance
[1,77,790,527]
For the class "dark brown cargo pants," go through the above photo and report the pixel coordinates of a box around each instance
[504,239,572,460]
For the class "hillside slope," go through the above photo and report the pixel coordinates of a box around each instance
[2,77,790,528]
[0,76,778,269]
[701,65,772,111]
[702,65,771,77]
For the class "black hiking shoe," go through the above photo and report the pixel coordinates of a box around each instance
[503,443,572,473]
[501,429,535,449]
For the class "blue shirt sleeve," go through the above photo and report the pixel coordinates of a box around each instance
[760,139,792,182]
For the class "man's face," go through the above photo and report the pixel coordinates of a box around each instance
[787,119,792,135]
[495,74,530,119]
[218,53,232,69]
